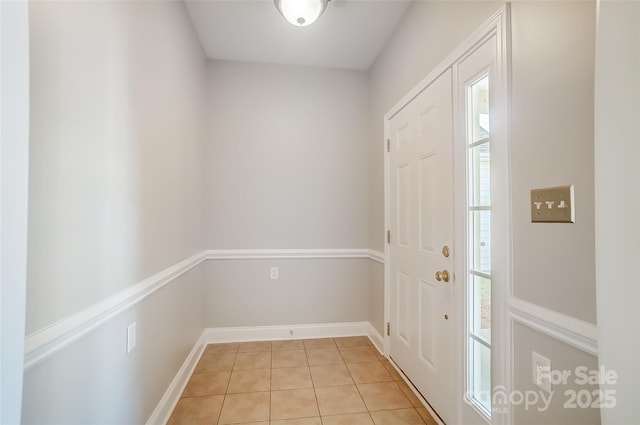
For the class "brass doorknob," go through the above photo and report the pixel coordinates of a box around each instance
[441,270,450,282]
[435,270,450,282]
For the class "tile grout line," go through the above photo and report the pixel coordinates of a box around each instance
[269,348,273,423]
[345,344,376,424]
[306,341,323,423]
[320,338,371,423]
[215,345,238,425]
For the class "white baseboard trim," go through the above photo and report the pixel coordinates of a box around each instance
[145,332,207,425]
[509,297,598,356]
[367,322,385,354]
[24,251,207,370]
[201,321,370,343]
[24,248,383,369]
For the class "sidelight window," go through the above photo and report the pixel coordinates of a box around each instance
[466,74,492,416]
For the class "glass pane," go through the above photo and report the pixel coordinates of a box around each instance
[469,143,491,206]
[471,338,492,413]
[469,75,490,143]
[467,72,492,419]
[470,211,491,273]
[471,274,491,343]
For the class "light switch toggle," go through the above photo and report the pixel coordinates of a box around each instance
[531,185,575,223]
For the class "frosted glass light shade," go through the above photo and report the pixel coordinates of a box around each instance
[274,0,329,27]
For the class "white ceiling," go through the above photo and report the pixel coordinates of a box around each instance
[184,0,411,70]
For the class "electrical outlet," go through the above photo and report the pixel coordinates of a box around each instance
[532,351,551,393]
[270,267,279,280]
[127,322,137,354]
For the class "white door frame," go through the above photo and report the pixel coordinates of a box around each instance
[0,1,30,423]
[383,6,511,425]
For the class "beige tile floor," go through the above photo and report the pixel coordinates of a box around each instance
[168,336,439,425]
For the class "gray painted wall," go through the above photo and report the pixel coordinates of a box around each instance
[23,1,207,423]
[511,1,596,323]
[202,60,374,328]
[512,323,600,425]
[205,259,369,327]
[26,0,207,332]
[204,60,370,249]
[368,261,385,336]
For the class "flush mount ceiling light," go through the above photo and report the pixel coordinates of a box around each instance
[274,0,330,27]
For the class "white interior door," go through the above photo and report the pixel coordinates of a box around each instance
[388,68,454,423]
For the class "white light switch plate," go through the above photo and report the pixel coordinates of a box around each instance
[531,185,575,223]
[270,267,278,280]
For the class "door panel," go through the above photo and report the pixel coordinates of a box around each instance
[418,279,437,368]
[397,270,411,345]
[389,68,454,423]
[397,164,411,248]
[418,153,437,252]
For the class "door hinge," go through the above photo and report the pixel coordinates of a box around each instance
[387,322,391,336]
[386,139,390,153]
[386,230,391,244]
